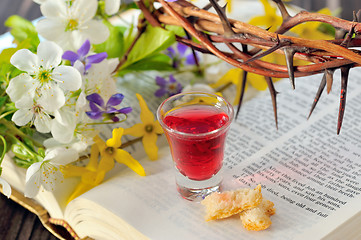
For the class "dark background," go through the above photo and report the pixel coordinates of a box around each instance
[0,0,361,239]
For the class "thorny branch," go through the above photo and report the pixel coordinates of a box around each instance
[137,0,361,133]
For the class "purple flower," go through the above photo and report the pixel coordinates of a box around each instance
[155,75,182,98]
[62,40,108,73]
[166,42,199,69]
[86,93,132,122]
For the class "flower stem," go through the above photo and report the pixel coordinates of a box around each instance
[0,119,43,148]
[86,115,128,126]
[120,137,142,149]
[0,135,7,167]
[0,110,16,120]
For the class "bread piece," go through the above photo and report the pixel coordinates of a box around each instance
[240,199,276,231]
[201,185,263,221]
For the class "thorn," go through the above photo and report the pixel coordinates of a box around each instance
[283,47,296,90]
[337,66,351,135]
[325,69,335,94]
[356,9,361,22]
[235,70,248,119]
[236,44,248,119]
[272,0,292,21]
[264,76,278,129]
[308,73,326,120]
[209,0,235,37]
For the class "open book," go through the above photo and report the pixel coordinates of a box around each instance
[3,66,361,240]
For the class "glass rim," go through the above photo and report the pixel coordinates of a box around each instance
[156,91,234,138]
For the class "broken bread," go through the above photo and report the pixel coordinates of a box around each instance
[240,199,275,231]
[201,185,263,221]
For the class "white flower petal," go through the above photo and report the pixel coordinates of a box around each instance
[36,19,66,43]
[43,138,88,154]
[70,141,89,153]
[69,30,86,50]
[10,49,38,74]
[52,65,82,91]
[33,0,47,4]
[38,84,65,112]
[40,162,63,191]
[37,41,63,69]
[25,176,41,198]
[73,60,85,75]
[6,73,37,102]
[44,147,78,165]
[34,113,52,133]
[25,162,42,198]
[107,58,120,73]
[40,0,67,19]
[54,107,76,126]
[14,94,33,109]
[73,0,97,22]
[26,162,42,182]
[0,178,12,198]
[12,109,33,127]
[105,0,121,15]
[43,138,60,149]
[76,91,87,110]
[81,20,110,44]
[51,119,76,143]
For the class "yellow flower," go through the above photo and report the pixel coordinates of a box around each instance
[290,8,334,40]
[95,128,146,176]
[226,0,232,12]
[62,128,145,202]
[124,94,163,161]
[248,0,283,32]
[62,143,109,202]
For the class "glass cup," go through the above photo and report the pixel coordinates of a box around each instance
[157,92,234,201]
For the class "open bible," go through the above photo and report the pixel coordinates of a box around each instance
[3,66,361,240]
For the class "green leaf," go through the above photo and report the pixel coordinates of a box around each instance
[0,39,33,65]
[5,15,40,50]
[165,25,186,37]
[11,141,35,160]
[121,25,175,70]
[12,156,35,168]
[118,54,173,75]
[0,97,7,107]
[94,22,125,58]
[318,23,335,37]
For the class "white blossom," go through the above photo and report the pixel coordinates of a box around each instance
[50,91,97,150]
[7,41,81,108]
[82,58,119,100]
[12,96,52,133]
[36,0,110,50]
[24,147,78,198]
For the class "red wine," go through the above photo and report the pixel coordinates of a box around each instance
[163,105,229,181]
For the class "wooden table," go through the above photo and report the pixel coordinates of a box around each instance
[0,194,57,240]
